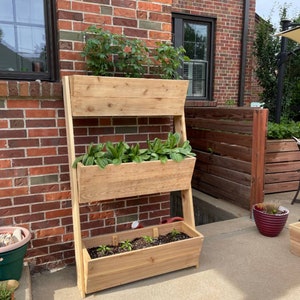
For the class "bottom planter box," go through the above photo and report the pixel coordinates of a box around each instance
[289,222,300,256]
[82,221,204,294]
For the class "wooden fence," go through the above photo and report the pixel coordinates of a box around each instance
[265,139,300,194]
[185,107,268,210]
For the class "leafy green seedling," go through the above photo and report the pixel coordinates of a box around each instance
[120,240,133,251]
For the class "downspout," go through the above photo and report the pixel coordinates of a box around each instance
[238,0,251,106]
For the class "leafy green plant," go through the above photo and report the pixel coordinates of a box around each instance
[97,244,111,255]
[82,26,186,79]
[0,282,13,300]
[153,41,187,79]
[120,240,133,251]
[72,132,195,169]
[142,235,153,243]
[170,228,180,238]
[82,26,150,77]
[267,121,300,139]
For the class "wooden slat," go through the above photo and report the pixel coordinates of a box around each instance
[186,118,253,134]
[77,157,195,203]
[70,75,188,116]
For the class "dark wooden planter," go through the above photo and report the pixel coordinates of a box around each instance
[252,204,289,237]
[265,139,300,194]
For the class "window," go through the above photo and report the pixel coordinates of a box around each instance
[173,14,215,100]
[0,0,58,81]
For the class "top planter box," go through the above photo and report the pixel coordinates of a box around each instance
[68,75,189,117]
[77,157,196,203]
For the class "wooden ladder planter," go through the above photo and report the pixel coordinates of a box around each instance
[63,75,204,297]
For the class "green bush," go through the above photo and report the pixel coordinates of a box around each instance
[267,121,300,139]
[82,26,187,79]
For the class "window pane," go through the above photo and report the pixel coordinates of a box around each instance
[0,0,46,73]
[0,0,13,22]
[183,22,209,98]
[15,0,44,25]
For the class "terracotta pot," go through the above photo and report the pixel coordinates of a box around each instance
[252,204,289,237]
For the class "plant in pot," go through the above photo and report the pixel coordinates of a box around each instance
[0,280,19,300]
[81,25,187,79]
[0,226,31,281]
[252,202,289,237]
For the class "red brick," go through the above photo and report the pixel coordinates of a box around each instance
[0,82,8,96]
[36,227,65,238]
[45,208,72,219]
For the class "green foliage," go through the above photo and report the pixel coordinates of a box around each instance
[153,41,187,79]
[267,121,300,139]
[97,244,111,254]
[82,26,186,79]
[0,282,13,300]
[253,8,300,122]
[142,235,153,243]
[170,228,180,238]
[72,132,195,169]
[120,240,133,251]
[253,19,280,121]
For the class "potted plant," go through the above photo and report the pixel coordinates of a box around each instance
[252,202,289,237]
[0,226,31,281]
[0,280,19,300]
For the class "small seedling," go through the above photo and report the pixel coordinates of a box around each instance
[120,240,133,251]
[97,244,111,254]
[171,228,180,238]
[142,235,153,243]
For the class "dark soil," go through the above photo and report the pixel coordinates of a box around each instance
[88,231,190,259]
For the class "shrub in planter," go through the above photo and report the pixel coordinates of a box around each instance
[81,25,187,79]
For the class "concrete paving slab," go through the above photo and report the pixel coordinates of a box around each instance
[30,192,300,300]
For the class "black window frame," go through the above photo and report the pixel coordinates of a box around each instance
[172,13,215,101]
[0,0,59,82]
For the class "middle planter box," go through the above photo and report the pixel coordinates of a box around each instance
[77,157,196,203]
[82,221,204,294]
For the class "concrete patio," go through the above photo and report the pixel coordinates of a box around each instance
[17,191,300,299]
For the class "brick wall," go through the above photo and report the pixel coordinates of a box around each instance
[0,0,257,272]
[173,0,257,106]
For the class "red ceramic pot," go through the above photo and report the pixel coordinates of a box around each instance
[252,204,289,237]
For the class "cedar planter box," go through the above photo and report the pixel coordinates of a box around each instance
[82,221,203,294]
[289,222,300,256]
[265,139,300,194]
[77,157,196,203]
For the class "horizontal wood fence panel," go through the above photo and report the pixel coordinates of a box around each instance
[265,139,300,194]
[186,107,268,210]
[264,181,299,194]
[265,152,300,163]
[186,118,253,134]
[188,128,253,147]
[265,161,300,173]
[192,172,250,209]
[196,151,251,173]
[265,171,300,183]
